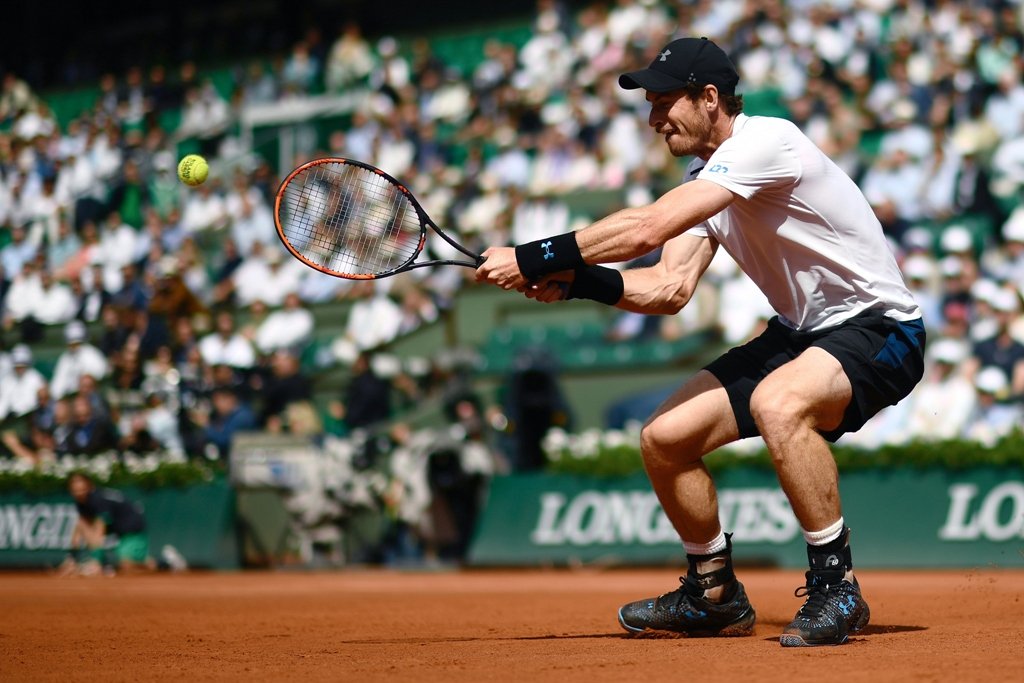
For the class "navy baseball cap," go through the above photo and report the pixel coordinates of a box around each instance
[619,37,739,95]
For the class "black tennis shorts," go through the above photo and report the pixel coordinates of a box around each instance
[704,309,926,443]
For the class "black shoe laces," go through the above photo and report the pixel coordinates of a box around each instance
[793,584,830,619]
[659,575,702,609]
[793,570,844,619]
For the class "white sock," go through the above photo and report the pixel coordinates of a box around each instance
[802,518,845,546]
[683,531,728,557]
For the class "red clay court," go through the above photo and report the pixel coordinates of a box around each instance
[2,567,1022,682]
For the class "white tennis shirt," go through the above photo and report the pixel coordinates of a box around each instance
[686,114,921,332]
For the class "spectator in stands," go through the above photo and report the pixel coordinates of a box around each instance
[225,173,275,257]
[50,320,109,399]
[98,212,138,280]
[961,366,1022,446]
[334,281,402,363]
[111,262,149,313]
[192,384,257,460]
[0,72,35,124]
[0,224,35,280]
[22,175,62,249]
[965,287,1024,399]
[210,237,245,307]
[2,256,45,342]
[177,80,230,145]
[47,219,81,275]
[228,241,274,307]
[76,373,112,422]
[901,255,943,332]
[904,338,977,442]
[148,256,205,333]
[105,352,146,439]
[180,179,228,234]
[0,344,46,422]
[254,292,314,355]
[1,384,67,464]
[66,392,119,456]
[258,349,317,434]
[282,41,321,95]
[396,283,440,335]
[325,21,376,92]
[1000,208,1024,290]
[176,240,212,305]
[940,225,980,283]
[120,379,185,458]
[199,310,255,371]
[5,262,76,332]
[106,159,151,230]
[339,352,392,430]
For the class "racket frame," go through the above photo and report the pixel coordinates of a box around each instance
[274,157,483,280]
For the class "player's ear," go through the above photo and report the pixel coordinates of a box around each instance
[704,85,719,111]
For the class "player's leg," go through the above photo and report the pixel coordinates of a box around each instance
[640,369,740,545]
[618,370,756,637]
[749,346,848,531]
[751,315,925,646]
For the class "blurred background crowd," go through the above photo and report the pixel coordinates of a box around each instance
[3,0,1024,563]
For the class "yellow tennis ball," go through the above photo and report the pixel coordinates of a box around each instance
[177,154,209,186]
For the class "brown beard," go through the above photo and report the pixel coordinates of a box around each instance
[665,106,713,158]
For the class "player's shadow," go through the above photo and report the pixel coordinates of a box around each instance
[335,633,621,645]
[758,622,927,643]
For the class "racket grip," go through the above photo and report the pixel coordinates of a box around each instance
[474,255,487,267]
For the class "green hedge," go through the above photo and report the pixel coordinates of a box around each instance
[544,428,1024,478]
[0,453,220,495]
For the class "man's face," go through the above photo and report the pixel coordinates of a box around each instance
[69,476,91,502]
[646,88,712,158]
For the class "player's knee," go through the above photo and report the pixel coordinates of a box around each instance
[639,420,672,468]
[749,383,808,436]
[640,418,698,469]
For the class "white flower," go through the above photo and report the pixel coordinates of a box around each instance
[601,429,627,449]
[542,428,570,454]
[573,429,602,458]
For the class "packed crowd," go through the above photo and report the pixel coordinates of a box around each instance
[2,0,1024,472]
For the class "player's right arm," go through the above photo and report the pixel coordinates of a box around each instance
[616,232,717,314]
[523,232,717,315]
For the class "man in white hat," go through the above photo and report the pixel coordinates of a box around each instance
[904,338,976,441]
[50,320,108,399]
[962,366,1022,446]
[1001,206,1024,289]
[965,287,1024,398]
[0,345,46,421]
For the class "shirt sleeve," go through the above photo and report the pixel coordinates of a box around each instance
[696,121,802,200]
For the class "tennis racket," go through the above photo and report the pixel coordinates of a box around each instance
[274,157,484,280]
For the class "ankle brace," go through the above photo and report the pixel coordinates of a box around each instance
[686,533,736,589]
[806,527,853,572]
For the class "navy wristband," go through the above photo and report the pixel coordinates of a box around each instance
[515,232,584,281]
[567,265,624,306]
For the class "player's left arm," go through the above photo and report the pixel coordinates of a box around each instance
[523,232,718,314]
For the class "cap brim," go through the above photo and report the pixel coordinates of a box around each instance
[618,69,687,93]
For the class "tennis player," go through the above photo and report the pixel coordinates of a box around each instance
[475,37,925,647]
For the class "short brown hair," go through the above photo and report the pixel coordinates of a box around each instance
[680,83,745,116]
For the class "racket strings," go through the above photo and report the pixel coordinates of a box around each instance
[279,162,422,277]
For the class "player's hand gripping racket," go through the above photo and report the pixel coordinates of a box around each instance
[274,157,483,279]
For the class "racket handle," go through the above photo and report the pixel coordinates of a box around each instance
[475,255,487,267]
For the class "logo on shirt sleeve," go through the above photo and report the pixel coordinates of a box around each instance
[707,164,729,174]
